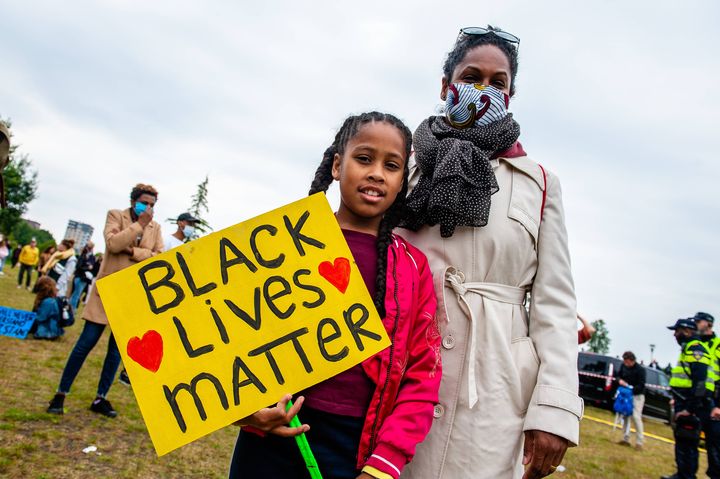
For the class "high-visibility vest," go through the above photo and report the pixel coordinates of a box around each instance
[704,335,720,391]
[670,339,715,392]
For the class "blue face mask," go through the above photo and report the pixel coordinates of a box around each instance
[182,225,195,239]
[134,202,147,216]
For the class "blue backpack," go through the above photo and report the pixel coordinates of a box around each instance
[613,385,634,416]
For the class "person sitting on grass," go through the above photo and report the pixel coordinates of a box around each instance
[31,276,64,340]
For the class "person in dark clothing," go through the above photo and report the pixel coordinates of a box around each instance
[615,351,646,449]
[693,312,720,479]
[69,242,96,309]
[661,318,720,479]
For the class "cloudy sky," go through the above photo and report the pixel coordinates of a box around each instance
[2,0,718,365]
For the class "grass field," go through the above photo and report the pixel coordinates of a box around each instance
[0,264,707,478]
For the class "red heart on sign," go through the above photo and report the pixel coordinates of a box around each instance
[318,257,351,293]
[127,330,163,373]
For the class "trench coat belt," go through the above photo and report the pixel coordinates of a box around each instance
[444,267,527,408]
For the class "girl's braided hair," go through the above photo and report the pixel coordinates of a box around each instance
[308,112,412,317]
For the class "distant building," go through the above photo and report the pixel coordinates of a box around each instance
[64,220,94,251]
[23,218,41,229]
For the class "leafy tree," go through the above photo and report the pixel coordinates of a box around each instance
[11,219,55,251]
[0,118,39,235]
[587,318,611,354]
[188,175,211,234]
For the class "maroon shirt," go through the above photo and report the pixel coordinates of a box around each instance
[302,229,378,417]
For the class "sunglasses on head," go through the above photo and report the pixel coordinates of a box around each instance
[458,27,520,48]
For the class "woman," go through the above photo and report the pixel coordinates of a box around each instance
[0,237,9,274]
[36,245,56,277]
[32,276,64,340]
[399,26,582,479]
[42,239,76,297]
[70,241,96,309]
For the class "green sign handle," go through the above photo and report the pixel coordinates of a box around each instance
[286,399,323,479]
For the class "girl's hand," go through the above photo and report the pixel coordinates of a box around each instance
[235,394,309,437]
[356,474,375,479]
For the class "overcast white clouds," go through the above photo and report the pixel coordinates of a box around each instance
[1,0,718,365]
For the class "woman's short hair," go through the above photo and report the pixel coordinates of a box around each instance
[130,183,159,202]
[622,351,636,361]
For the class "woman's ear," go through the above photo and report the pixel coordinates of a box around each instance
[331,153,341,181]
[440,77,449,101]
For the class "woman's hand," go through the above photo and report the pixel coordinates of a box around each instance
[356,473,375,479]
[137,206,154,228]
[234,394,309,437]
[522,430,568,478]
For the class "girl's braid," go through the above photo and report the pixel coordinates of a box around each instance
[309,112,413,318]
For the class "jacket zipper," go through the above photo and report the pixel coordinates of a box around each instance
[366,247,400,460]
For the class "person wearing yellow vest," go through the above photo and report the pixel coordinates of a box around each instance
[661,318,719,479]
[693,312,720,478]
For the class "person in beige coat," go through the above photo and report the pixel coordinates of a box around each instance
[399,27,582,479]
[47,184,163,418]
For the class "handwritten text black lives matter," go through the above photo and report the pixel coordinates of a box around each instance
[127,209,384,433]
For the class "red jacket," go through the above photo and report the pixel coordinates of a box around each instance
[358,234,441,478]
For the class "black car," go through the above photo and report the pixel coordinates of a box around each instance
[578,351,672,422]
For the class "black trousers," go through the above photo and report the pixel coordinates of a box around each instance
[228,407,364,479]
[17,263,33,287]
[675,406,720,479]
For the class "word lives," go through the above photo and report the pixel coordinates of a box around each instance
[98,194,390,455]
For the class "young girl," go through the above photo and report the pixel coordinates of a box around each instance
[31,276,64,340]
[229,112,441,479]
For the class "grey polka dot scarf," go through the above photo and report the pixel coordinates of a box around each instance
[402,114,521,238]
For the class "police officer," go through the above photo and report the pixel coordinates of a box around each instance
[696,312,720,382]
[694,312,720,477]
[661,318,719,479]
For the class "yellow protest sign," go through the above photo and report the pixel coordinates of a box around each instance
[97,193,390,456]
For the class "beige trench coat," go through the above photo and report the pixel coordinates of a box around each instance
[400,156,583,479]
[83,208,163,325]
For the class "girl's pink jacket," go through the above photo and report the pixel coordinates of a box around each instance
[358,234,441,478]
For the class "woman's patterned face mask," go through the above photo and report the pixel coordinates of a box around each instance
[445,83,510,129]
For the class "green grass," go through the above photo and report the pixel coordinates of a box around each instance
[0,265,236,478]
[0,263,708,478]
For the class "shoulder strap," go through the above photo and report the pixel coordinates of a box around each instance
[538,164,547,221]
